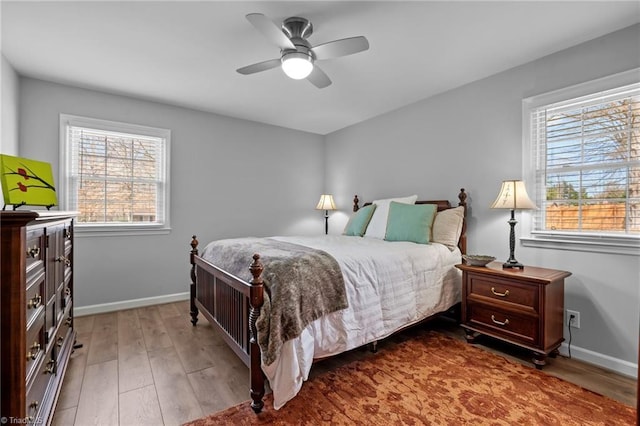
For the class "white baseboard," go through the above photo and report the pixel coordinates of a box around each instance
[75,292,189,317]
[559,342,638,379]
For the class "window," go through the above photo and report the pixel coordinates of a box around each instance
[522,69,639,255]
[59,114,170,235]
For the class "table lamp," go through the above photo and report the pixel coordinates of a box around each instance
[316,194,336,234]
[491,180,537,269]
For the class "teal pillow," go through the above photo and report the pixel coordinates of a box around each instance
[384,202,437,244]
[343,204,377,237]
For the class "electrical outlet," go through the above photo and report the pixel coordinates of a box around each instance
[567,310,581,329]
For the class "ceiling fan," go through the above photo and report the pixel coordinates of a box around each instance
[236,13,369,89]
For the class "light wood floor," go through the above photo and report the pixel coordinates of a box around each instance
[52,301,636,425]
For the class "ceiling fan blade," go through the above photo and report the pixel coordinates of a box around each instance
[246,13,295,50]
[307,65,332,89]
[236,58,282,75]
[311,36,369,60]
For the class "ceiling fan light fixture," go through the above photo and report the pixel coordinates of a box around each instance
[281,52,313,80]
[239,13,369,88]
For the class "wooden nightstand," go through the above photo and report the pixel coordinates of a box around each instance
[456,262,571,369]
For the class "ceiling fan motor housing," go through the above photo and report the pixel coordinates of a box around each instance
[282,17,313,40]
[282,17,314,60]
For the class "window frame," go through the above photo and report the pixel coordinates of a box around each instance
[521,68,640,256]
[59,114,171,236]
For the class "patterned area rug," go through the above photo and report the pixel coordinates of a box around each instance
[184,331,636,425]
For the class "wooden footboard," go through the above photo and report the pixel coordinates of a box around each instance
[190,188,468,414]
[189,237,265,412]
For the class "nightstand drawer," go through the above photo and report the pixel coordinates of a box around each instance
[468,275,538,311]
[467,303,538,347]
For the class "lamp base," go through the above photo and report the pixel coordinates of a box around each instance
[324,211,329,235]
[503,260,524,269]
[503,209,524,269]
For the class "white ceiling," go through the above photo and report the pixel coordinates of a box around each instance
[2,1,639,135]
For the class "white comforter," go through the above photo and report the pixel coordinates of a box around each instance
[263,235,462,409]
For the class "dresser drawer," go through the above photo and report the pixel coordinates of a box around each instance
[53,311,73,362]
[466,303,539,347]
[25,312,46,383]
[45,298,57,348]
[25,348,56,423]
[59,275,72,310]
[468,274,539,311]
[63,233,72,282]
[25,228,45,275]
[25,274,45,327]
[63,222,73,246]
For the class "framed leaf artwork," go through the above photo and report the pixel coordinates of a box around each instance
[0,154,58,209]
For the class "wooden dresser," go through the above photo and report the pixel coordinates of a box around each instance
[1,211,77,425]
[456,262,571,369]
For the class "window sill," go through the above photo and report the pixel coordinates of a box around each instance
[521,234,639,256]
[75,225,171,237]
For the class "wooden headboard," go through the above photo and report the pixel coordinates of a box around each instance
[353,188,467,254]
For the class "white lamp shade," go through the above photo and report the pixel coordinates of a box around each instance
[316,194,336,210]
[491,180,537,210]
[281,52,313,80]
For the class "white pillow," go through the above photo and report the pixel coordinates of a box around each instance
[432,206,465,249]
[363,195,418,239]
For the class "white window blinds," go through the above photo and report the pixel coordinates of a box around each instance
[61,115,170,230]
[530,82,640,236]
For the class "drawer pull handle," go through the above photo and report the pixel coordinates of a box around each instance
[57,336,65,347]
[491,287,510,297]
[491,315,510,326]
[44,359,56,374]
[65,316,73,327]
[28,400,39,419]
[56,255,71,267]
[65,287,71,296]
[26,246,40,258]
[28,294,42,309]
[64,229,72,239]
[26,342,41,360]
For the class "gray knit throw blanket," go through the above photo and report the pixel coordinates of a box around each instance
[200,237,347,366]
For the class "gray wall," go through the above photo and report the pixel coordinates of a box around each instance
[1,54,19,202]
[18,78,324,308]
[1,54,19,155]
[325,25,640,371]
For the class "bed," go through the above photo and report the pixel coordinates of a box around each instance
[189,189,467,413]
